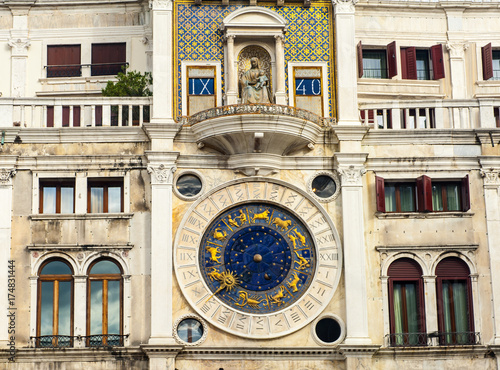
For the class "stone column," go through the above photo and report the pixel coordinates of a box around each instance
[225,35,238,105]
[73,275,87,347]
[423,275,438,344]
[335,153,371,345]
[146,153,179,345]
[274,34,287,105]
[446,42,469,101]
[0,165,16,346]
[333,0,360,125]
[150,0,175,123]
[480,164,500,345]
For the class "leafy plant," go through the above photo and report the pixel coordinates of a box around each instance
[102,69,152,97]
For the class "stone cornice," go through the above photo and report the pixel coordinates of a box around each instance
[363,130,479,146]
[367,157,480,173]
[376,345,489,358]
[179,347,342,360]
[17,155,145,171]
[376,244,478,253]
[14,127,149,144]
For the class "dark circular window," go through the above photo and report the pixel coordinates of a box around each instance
[176,174,203,198]
[315,317,342,343]
[311,175,336,199]
[177,318,204,344]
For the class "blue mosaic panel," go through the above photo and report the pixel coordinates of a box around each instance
[175,2,334,118]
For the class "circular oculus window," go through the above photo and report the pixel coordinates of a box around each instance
[174,316,207,345]
[312,314,345,345]
[308,172,340,202]
[174,172,204,200]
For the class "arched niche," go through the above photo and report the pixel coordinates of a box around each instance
[221,7,288,105]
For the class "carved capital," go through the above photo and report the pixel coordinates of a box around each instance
[333,0,358,14]
[480,169,500,186]
[149,0,172,10]
[148,164,176,185]
[224,34,236,44]
[0,168,16,186]
[8,38,30,57]
[338,165,366,186]
[446,42,468,59]
[274,34,285,43]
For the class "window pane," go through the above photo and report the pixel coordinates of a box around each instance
[91,187,104,213]
[493,51,500,80]
[362,50,387,78]
[58,281,72,337]
[108,187,122,213]
[400,185,415,212]
[432,184,443,211]
[40,282,54,336]
[43,187,57,214]
[385,185,396,212]
[108,280,121,335]
[416,50,430,80]
[41,261,72,275]
[90,281,103,335]
[90,260,121,275]
[60,187,74,214]
[446,184,460,211]
[452,282,469,334]
[393,284,404,335]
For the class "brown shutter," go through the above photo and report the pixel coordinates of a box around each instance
[482,43,493,80]
[47,106,54,127]
[376,176,386,212]
[400,48,407,79]
[92,43,126,76]
[405,47,417,80]
[62,106,70,127]
[95,106,103,126]
[388,258,422,278]
[47,45,81,77]
[461,175,470,212]
[416,175,432,212]
[431,44,445,80]
[387,41,398,79]
[357,41,364,78]
[73,106,81,127]
[436,257,470,277]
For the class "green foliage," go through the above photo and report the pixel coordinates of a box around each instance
[101,69,153,97]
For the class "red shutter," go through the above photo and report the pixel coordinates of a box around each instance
[406,47,417,80]
[416,175,432,212]
[73,106,81,127]
[431,44,445,80]
[47,106,54,127]
[387,41,398,79]
[357,41,364,78]
[92,43,126,76]
[436,257,470,277]
[461,174,470,212]
[62,106,70,127]
[400,48,407,79]
[376,176,386,212]
[47,45,81,77]
[95,106,103,126]
[388,258,422,278]
[482,43,493,81]
[360,109,375,125]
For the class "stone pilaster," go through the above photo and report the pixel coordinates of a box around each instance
[333,0,360,125]
[8,5,31,98]
[225,35,238,105]
[446,42,469,101]
[274,34,287,105]
[335,153,371,345]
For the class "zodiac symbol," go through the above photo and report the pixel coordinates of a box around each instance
[287,232,298,249]
[207,267,223,281]
[294,250,310,270]
[287,272,301,292]
[235,209,247,225]
[272,217,292,231]
[294,229,306,246]
[205,270,240,302]
[269,286,286,306]
[234,291,263,309]
[206,245,222,264]
[250,209,270,223]
[213,228,227,241]
[227,214,239,228]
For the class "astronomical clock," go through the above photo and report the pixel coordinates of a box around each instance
[174,179,341,338]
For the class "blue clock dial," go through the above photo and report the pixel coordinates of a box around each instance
[200,203,316,314]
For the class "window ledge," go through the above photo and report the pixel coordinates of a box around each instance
[376,211,473,219]
[27,243,133,251]
[30,213,133,221]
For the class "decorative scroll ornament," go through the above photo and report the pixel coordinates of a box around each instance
[480,169,500,186]
[446,42,469,59]
[147,164,176,184]
[8,38,31,57]
[338,165,366,186]
[333,0,358,14]
[0,168,16,185]
[149,0,172,10]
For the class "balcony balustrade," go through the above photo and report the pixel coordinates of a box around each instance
[0,97,152,128]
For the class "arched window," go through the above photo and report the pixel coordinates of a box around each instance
[87,259,123,346]
[388,258,426,346]
[37,259,73,348]
[436,257,475,345]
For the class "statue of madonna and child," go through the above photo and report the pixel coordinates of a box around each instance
[239,57,272,104]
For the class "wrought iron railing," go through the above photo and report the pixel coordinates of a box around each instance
[386,332,429,347]
[433,331,481,346]
[181,103,328,127]
[45,62,128,78]
[31,334,128,348]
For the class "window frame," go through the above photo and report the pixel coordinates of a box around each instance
[86,259,123,346]
[481,43,500,81]
[87,178,124,213]
[36,259,74,348]
[46,44,82,78]
[91,42,127,77]
[400,45,444,81]
[181,61,222,116]
[383,181,417,213]
[39,179,76,214]
[357,41,397,79]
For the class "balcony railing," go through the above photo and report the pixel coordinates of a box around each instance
[0,97,152,128]
[45,62,128,78]
[359,99,500,129]
[31,334,128,348]
[386,332,429,347]
[434,331,481,346]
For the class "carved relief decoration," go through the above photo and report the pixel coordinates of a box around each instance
[238,46,272,100]
[333,0,358,14]
[446,42,469,59]
[148,164,177,184]
[149,0,172,10]
[8,38,31,57]
[338,165,366,186]
[480,169,500,186]
[0,168,16,185]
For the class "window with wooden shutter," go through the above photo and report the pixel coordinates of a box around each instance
[416,175,433,212]
[376,176,386,212]
[387,41,398,79]
[91,43,127,76]
[401,47,417,80]
[47,45,81,78]
[430,44,445,80]
[482,43,493,80]
[357,41,363,78]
